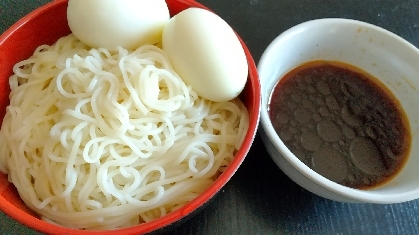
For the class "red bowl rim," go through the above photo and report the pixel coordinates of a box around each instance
[0,0,261,234]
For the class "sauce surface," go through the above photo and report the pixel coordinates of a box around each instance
[268,61,411,189]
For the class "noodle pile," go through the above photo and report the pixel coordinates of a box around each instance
[0,34,248,229]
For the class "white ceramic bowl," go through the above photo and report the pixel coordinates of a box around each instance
[258,18,419,203]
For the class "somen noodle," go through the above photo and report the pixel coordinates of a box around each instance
[0,34,248,229]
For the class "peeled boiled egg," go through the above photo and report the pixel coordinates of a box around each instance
[162,8,248,102]
[67,0,170,50]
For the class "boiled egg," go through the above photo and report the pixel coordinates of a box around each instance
[67,0,170,50]
[162,8,248,102]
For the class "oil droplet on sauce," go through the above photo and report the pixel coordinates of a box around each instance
[268,60,411,189]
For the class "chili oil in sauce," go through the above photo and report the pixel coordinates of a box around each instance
[268,61,411,189]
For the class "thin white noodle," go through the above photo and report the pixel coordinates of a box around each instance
[0,34,249,229]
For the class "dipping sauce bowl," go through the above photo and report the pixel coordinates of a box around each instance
[258,18,419,203]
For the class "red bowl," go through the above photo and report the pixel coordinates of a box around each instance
[0,0,260,234]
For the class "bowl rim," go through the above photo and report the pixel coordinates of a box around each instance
[0,0,261,234]
[258,18,419,204]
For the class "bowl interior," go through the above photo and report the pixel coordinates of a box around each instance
[258,18,419,203]
[0,0,260,234]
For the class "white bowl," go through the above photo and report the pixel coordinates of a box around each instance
[258,18,419,203]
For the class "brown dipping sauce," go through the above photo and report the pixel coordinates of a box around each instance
[268,60,411,189]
